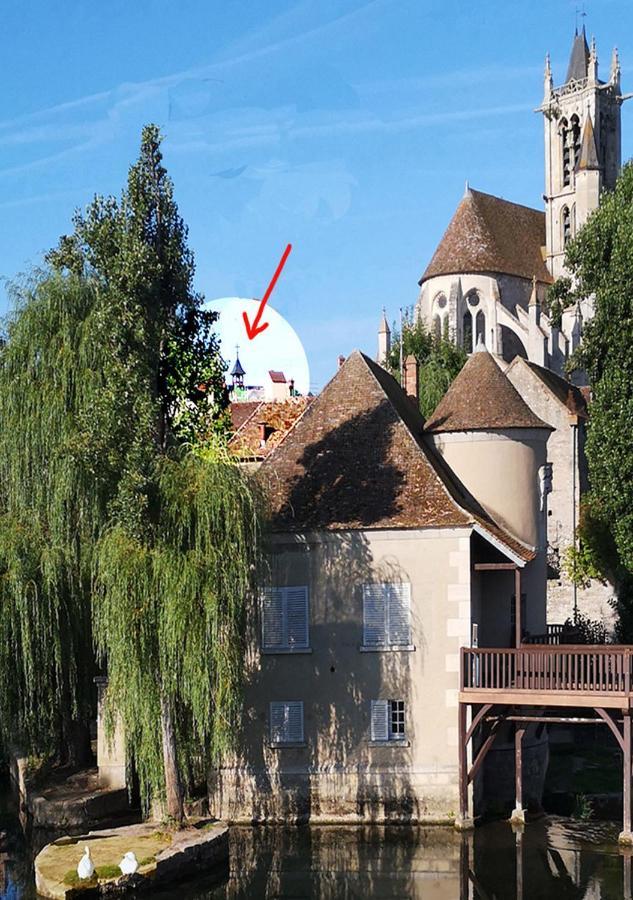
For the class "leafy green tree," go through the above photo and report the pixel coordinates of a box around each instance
[562,161,633,636]
[0,125,264,819]
[386,311,467,417]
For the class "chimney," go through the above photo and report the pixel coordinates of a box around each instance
[403,354,419,403]
[337,355,346,369]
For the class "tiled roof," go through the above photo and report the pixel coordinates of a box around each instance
[268,370,286,384]
[420,188,552,285]
[425,349,551,433]
[509,358,588,419]
[230,401,261,433]
[229,397,312,460]
[258,350,534,561]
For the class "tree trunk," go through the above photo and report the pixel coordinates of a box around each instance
[160,692,184,824]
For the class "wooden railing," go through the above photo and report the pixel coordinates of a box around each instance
[461,646,633,695]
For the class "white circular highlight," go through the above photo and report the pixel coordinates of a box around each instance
[206,297,310,397]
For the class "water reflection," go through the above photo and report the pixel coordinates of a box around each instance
[1,794,633,899]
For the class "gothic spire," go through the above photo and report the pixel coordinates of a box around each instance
[576,116,600,171]
[566,26,590,83]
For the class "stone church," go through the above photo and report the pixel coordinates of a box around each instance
[379,29,629,629]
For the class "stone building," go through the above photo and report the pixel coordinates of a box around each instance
[416,28,627,374]
[398,29,628,629]
[210,349,550,823]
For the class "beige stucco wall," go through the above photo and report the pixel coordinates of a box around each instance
[209,528,473,824]
[430,429,548,551]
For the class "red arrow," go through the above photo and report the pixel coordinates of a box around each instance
[243,243,292,340]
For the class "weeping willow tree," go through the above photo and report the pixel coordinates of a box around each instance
[0,274,109,761]
[0,124,264,818]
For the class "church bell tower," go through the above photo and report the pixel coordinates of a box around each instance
[541,28,626,280]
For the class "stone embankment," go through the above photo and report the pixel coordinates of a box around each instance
[35,819,228,899]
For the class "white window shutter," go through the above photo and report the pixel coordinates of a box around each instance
[286,701,304,743]
[262,589,284,648]
[370,700,389,741]
[388,584,411,646]
[363,585,386,646]
[286,587,309,648]
[270,702,286,744]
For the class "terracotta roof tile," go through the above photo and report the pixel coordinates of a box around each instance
[420,188,553,285]
[230,401,262,433]
[229,397,313,460]
[268,370,286,383]
[258,351,534,561]
[511,358,588,419]
[425,350,552,433]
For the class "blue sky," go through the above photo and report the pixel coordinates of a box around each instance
[1,0,632,392]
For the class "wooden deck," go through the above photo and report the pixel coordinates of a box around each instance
[460,645,633,709]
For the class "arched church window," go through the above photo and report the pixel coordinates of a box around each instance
[433,314,441,340]
[571,115,581,171]
[463,310,473,353]
[562,206,571,246]
[475,310,485,347]
[434,292,447,310]
[560,118,570,187]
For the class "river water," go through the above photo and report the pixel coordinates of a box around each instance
[1,783,632,898]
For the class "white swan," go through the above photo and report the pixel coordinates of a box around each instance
[77,846,94,880]
[119,851,139,875]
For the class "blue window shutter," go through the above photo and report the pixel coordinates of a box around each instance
[286,587,309,648]
[363,585,386,646]
[262,589,284,648]
[387,584,411,646]
[270,702,286,743]
[370,700,389,741]
[286,701,304,743]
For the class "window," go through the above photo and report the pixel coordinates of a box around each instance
[562,206,571,246]
[475,309,485,347]
[270,701,304,745]
[261,586,309,651]
[463,310,473,353]
[571,115,581,170]
[561,118,570,187]
[362,583,411,648]
[370,700,406,742]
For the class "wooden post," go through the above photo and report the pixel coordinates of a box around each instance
[515,830,524,900]
[511,726,526,825]
[514,567,522,648]
[621,712,633,845]
[455,702,474,830]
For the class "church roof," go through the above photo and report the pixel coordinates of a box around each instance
[420,188,553,285]
[577,116,600,171]
[425,349,551,433]
[257,350,535,561]
[566,27,590,83]
[507,357,588,420]
[230,355,245,377]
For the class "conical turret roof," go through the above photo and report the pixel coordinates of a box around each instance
[566,27,590,82]
[420,188,552,285]
[425,350,551,433]
[231,355,245,377]
[576,116,600,171]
